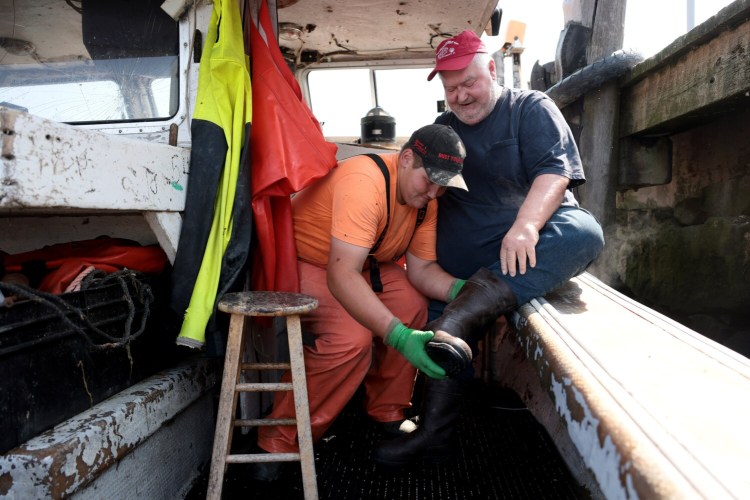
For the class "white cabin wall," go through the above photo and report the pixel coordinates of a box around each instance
[1,2,214,258]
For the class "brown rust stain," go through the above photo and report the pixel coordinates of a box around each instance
[0,472,13,495]
[596,414,617,451]
[0,446,76,498]
[562,382,586,423]
[618,460,635,496]
[14,412,127,496]
[0,362,217,498]
[45,453,78,498]
[122,400,139,420]
[141,386,168,405]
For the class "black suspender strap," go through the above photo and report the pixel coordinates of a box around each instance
[363,153,427,293]
[365,154,389,293]
[415,206,427,230]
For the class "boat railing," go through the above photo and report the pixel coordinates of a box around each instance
[491,272,750,499]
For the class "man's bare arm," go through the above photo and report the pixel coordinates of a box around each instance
[405,252,462,303]
[501,173,568,276]
[326,237,397,338]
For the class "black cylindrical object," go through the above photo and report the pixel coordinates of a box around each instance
[360,107,395,143]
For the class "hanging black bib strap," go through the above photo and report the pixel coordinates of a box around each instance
[363,154,427,293]
[365,154,390,293]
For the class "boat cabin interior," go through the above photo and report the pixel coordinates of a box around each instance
[1,0,749,498]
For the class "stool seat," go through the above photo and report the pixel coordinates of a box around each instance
[219,291,318,317]
[208,291,319,500]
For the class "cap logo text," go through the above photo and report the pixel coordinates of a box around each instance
[438,152,464,165]
[436,41,458,61]
[413,139,428,155]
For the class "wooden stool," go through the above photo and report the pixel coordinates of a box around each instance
[207,291,319,500]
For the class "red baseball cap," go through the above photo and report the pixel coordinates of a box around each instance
[427,30,488,81]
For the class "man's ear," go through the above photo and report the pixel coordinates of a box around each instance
[488,57,497,80]
[400,147,415,168]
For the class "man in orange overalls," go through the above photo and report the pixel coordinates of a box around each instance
[254,124,470,480]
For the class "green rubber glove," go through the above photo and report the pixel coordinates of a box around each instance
[448,278,467,302]
[385,321,446,379]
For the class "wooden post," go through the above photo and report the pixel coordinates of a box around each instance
[492,50,505,86]
[510,45,524,89]
[569,0,627,228]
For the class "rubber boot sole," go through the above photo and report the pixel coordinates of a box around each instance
[425,331,472,377]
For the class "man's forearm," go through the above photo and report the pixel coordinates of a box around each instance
[500,174,569,276]
[327,267,395,338]
[515,174,568,229]
[405,255,457,302]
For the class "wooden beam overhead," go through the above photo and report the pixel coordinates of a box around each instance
[619,0,750,137]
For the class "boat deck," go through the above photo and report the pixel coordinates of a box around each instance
[186,380,589,499]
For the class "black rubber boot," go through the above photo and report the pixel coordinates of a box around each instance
[425,267,517,376]
[373,378,464,466]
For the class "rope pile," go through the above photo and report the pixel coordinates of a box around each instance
[0,269,154,352]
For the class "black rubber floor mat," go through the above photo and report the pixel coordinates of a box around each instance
[187,382,590,499]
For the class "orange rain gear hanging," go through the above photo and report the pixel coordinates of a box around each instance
[247,0,338,293]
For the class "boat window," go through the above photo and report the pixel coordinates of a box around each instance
[0,0,179,124]
[307,67,446,142]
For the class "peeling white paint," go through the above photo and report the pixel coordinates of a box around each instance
[508,278,750,499]
[549,374,636,500]
[0,109,190,212]
[1,108,190,258]
[0,359,217,498]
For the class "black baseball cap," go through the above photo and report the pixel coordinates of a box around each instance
[406,124,468,191]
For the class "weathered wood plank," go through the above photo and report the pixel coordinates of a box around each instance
[503,273,750,498]
[574,0,627,227]
[1,108,190,211]
[618,136,672,188]
[619,0,750,137]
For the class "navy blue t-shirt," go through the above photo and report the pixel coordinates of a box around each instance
[435,87,585,278]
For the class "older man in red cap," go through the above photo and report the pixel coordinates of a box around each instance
[428,29,489,81]
[375,30,605,466]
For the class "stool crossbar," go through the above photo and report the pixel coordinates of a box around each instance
[207,291,319,500]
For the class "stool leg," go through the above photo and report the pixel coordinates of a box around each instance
[286,314,319,500]
[207,313,245,500]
